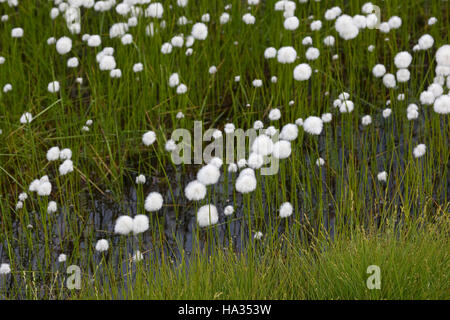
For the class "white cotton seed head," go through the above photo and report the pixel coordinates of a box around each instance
[46,147,60,161]
[272,140,291,159]
[352,15,367,29]
[237,159,247,168]
[323,35,335,46]
[418,34,434,50]
[47,81,60,93]
[277,46,297,64]
[372,64,386,78]
[56,37,72,55]
[37,181,52,196]
[135,174,146,184]
[279,202,293,218]
[87,35,101,47]
[388,16,402,29]
[47,201,57,214]
[251,135,273,156]
[242,13,256,25]
[433,95,450,114]
[224,205,234,216]
[132,215,149,234]
[302,36,313,46]
[428,83,443,98]
[67,57,79,68]
[310,20,322,31]
[264,47,277,59]
[60,148,72,160]
[339,100,354,113]
[303,116,323,135]
[253,120,264,130]
[335,15,359,40]
[413,144,426,158]
[279,123,298,141]
[377,171,387,182]
[268,108,281,121]
[109,23,129,38]
[142,131,156,146]
[252,79,263,87]
[316,157,325,167]
[420,91,435,105]
[228,163,238,173]
[185,180,207,201]
[235,172,257,194]
[95,239,109,252]
[379,22,390,33]
[164,139,177,152]
[197,205,219,227]
[169,73,180,87]
[0,263,11,275]
[383,108,392,118]
[396,69,410,82]
[99,55,116,71]
[361,115,372,126]
[161,42,172,54]
[407,108,419,120]
[224,123,235,134]
[394,51,412,69]
[197,164,220,185]
[145,3,164,18]
[144,192,164,212]
[176,84,187,94]
[305,47,320,60]
[114,215,134,235]
[11,27,23,38]
[383,73,396,88]
[18,192,28,201]
[321,113,332,123]
[133,63,143,73]
[247,153,264,169]
[59,159,74,175]
[284,16,299,30]
[220,12,230,24]
[436,45,450,67]
[191,22,208,40]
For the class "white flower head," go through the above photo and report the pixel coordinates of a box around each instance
[56,36,72,55]
[59,159,74,176]
[144,192,164,212]
[303,116,323,135]
[268,108,281,121]
[191,22,208,40]
[114,215,134,235]
[197,204,219,227]
[132,215,149,234]
[224,205,234,216]
[279,202,293,218]
[95,239,109,252]
[272,140,291,159]
[293,63,312,81]
[185,180,207,201]
[142,131,156,146]
[277,46,297,64]
[197,164,220,185]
